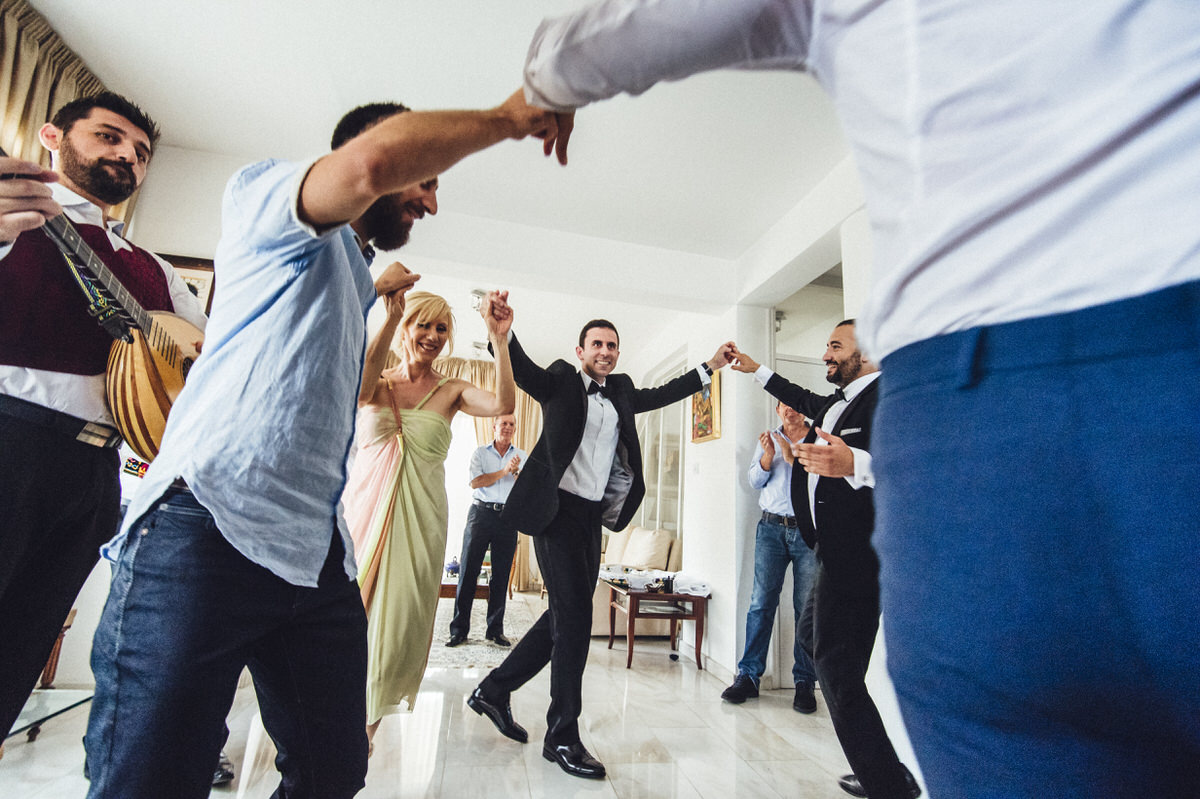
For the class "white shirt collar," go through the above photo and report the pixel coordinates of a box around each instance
[49,182,124,235]
[579,370,605,389]
[840,370,880,402]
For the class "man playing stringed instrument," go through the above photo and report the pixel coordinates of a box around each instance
[0,93,206,741]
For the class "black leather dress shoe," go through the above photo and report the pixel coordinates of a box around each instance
[212,750,235,786]
[838,767,921,798]
[446,633,467,647]
[467,687,528,743]
[542,741,606,779]
[486,633,512,647]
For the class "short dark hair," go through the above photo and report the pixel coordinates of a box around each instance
[578,319,619,348]
[837,318,856,328]
[331,102,410,150]
[51,92,160,149]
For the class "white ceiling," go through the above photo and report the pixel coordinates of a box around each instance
[29,0,851,366]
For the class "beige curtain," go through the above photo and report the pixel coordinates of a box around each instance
[0,0,137,220]
[435,356,544,592]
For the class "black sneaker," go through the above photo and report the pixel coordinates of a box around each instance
[793,680,817,713]
[720,674,759,703]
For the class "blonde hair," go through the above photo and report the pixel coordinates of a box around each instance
[399,291,455,356]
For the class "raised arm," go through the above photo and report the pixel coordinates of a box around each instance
[458,291,517,417]
[730,344,833,419]
[299,90,566,231]
[523,0,813,111]
[630,340,733,413]
[358,262,420,405]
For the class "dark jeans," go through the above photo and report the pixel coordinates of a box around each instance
[483,490,601,745]
[812,563,910,799]
[85,489,368,799]
[450,504,518,639]
[0,415,119,737]
[875,279,1200,797]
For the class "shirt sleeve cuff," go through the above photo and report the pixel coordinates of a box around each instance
[754,364,774,386]
[844,447,874,490]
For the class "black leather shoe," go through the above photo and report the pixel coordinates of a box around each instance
[446,633,467,647]
[467,687,528,743]
[486,633,512,647]
[212,750,235,786]
[838,768,921,799]
[793,680,817,714]
[720,673,759,703]
[542,741,606,779]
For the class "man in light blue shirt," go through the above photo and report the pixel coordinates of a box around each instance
[84,93,568,799]
[721,401,818,714]
[447,414,527,648]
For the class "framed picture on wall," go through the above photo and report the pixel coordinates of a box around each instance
[161,254,215,315]
[691,369,721,443]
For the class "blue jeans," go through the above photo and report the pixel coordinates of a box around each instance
[875,280,1200,798]
[736,517,817,685]
[85,489,368,799]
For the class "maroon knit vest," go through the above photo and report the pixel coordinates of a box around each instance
[0,222,175,375]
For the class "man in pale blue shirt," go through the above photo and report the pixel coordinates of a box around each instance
[447,414,527,648]
[84,93,568,799]
[721,401,818,714]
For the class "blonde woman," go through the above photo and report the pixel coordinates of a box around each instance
[342,283,514,746]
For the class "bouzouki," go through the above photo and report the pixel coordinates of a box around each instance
[37,213,203,460]
[0,148,205,461]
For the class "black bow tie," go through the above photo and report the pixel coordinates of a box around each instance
[587,381,609,399]
[361,243,376,264]
[834,387,847,402]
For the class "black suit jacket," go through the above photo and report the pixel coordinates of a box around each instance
[499,335,703,535]
[764,372,881,596]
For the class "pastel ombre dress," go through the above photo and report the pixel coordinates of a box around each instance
[343,376,452,721]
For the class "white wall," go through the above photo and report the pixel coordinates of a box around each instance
[127,146,247,258]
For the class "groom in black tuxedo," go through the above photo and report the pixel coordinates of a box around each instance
[469,319,732,778]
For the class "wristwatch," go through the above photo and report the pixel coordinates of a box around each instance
[700,362,714,376]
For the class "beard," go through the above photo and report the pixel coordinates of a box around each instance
[59,137,137,205]
[361,195,415,251]
[826,351,863,388]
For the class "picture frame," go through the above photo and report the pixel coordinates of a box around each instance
[161,254,215,315]
[690,369,721,443]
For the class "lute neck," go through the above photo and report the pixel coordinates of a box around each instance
[43,212,152,331]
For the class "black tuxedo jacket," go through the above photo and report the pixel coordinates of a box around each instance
[498,335,703,535]
[764,372,881,596]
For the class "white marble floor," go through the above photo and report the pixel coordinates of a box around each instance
[1,594,854,798]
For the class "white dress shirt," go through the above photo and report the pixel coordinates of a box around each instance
[559,372,620,501]
[524,0,1200,360]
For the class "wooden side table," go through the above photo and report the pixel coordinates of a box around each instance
[604,581,708,669]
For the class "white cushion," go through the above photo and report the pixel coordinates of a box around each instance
[618,527,673,570]
[603,528,632,565]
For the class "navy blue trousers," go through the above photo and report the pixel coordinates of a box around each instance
[875,280,1200,797]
